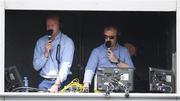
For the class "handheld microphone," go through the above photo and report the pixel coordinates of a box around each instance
[105,41,111,50]
[47,29,53,43]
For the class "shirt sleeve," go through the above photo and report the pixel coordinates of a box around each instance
[124,48,134,68]
[58,39,75,83]
[83,49,99,84]
[33,41,48,71]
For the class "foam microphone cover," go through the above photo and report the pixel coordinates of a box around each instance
[105,41,111,49]
[47,29,53,36]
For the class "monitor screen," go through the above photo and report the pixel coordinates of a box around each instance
[149,67,175,93]
[5,65,23,92]
[94,67,134,93]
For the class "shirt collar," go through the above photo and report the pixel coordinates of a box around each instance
[54,32,62,40]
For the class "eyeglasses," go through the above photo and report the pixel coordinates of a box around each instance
[104,35,115,40]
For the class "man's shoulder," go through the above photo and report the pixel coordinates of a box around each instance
[92,44,105,52]
[37,35,47,43]
[61,33,74,45]
[62,33,72,40]
[117,44,128,52]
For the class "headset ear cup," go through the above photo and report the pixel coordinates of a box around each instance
[58,16,62,30]
[117,32,121,36]
[116,32,121,43]
[59,20,62,30]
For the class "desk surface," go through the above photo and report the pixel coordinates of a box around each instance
[0,93,179,98]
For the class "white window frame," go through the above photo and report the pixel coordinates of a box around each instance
[0,0,179,97]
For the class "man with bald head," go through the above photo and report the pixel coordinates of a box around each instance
[33,15,74,93]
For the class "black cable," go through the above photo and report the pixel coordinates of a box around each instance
[56,33,62,71]
[56,44,61,71]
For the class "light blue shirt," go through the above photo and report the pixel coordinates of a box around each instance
[33,32,74,83]
[83,43,134,84]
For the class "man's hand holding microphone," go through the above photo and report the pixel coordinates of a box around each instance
[44,29,53,58]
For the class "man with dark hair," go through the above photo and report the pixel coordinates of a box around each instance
[83,25,134,90]
[33,15,75,92]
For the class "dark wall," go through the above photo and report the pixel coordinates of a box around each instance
[5,10,176,92]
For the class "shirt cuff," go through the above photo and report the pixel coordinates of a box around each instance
[58,62,71,83]
[83,69,94,85]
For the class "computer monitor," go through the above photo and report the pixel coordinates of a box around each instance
[5,65,23,92]
[94,67,134,93]
[149,67,175,93]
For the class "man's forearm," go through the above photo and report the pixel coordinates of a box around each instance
[55,78,61,85]
[117,60,129,68]
[33,55,48,71]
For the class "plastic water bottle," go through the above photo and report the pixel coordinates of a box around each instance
[69,87,74,92]
[23,76,29,92]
